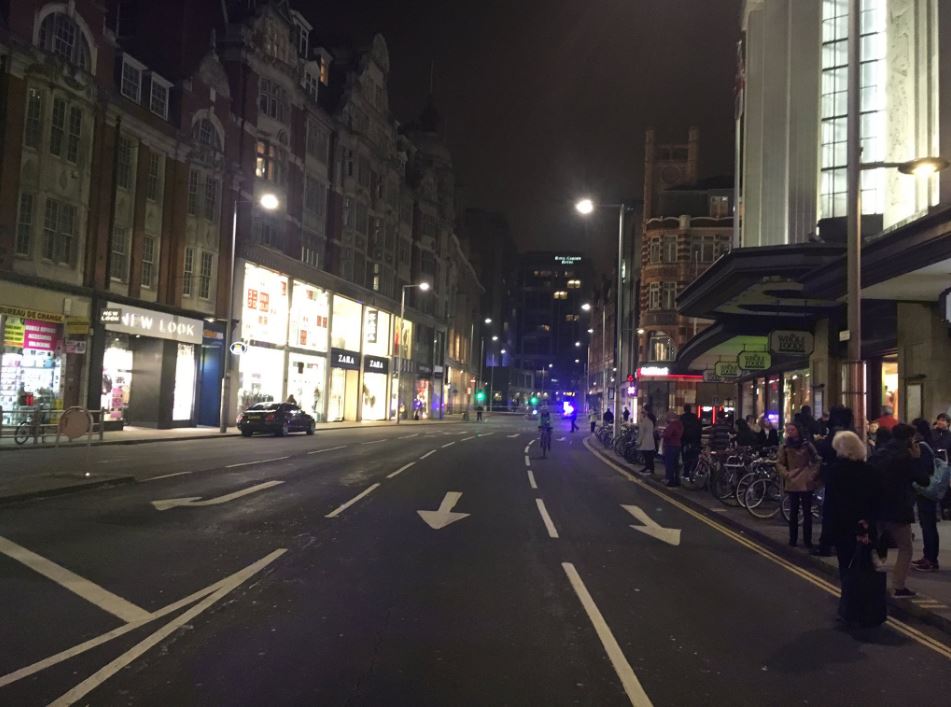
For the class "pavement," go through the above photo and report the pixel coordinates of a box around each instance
[0,418,949,705]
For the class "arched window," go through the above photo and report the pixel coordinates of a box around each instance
[192,118,222,151]
[647,332,676,363]
[38,13,91,70]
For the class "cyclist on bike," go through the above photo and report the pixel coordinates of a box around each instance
[538,405,552,431]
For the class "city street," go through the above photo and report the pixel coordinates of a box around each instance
[1,416,949,706]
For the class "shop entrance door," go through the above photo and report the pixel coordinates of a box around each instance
[198,345,222,426]
[344,369,359,421]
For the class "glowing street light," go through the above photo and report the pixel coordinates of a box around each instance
[484,317,492,325]
[580,302,592,312]
[259,192,280,210]
[897,156,950,177]
[574,198,595,215]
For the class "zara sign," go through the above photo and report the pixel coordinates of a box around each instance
[331,347,360,370]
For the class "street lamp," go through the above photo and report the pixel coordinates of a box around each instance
[219,191,280,433]
[484,317,492,325]
[395,282,430,424]
[581,302,592,312]
[576,196,633,440]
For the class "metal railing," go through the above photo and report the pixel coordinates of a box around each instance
[0,406,107,447]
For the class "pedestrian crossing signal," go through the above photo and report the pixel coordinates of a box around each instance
[475,390,486,403]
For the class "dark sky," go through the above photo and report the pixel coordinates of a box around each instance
[310,0,742,267]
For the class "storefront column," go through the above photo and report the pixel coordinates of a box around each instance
[898,302,951,420]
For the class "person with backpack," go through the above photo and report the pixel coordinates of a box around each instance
[873,423,932,596]
[911,418,948,572]
[776,422,821,547]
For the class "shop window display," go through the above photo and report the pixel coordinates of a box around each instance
[362,308,391,357]
[101,335,133,421]
[237,346,285,414]
[331,295,362,350]
[1,317,64,424]
[172,343,196,421]
[290,283,329,352]
[783,370,811,426]
[288,353,326,421]
[362,373,387,420]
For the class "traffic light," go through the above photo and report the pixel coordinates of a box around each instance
[475,390,486,403]
[529,396,539,407]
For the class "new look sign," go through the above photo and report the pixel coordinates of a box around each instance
[103,302,203,344]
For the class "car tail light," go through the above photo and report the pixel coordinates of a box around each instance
[265,414,275,423]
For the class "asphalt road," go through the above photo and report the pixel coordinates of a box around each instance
[1,415,950,706]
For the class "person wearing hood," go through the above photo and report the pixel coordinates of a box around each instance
[776,423,821,547]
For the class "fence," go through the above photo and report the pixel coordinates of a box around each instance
[0,406,107,447]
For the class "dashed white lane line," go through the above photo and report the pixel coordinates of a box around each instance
[420,449,437,460]
[523,444,531,454]
[527,470,538,490]
[387,461,416,479]
[461,436,475,441]
[562,562,654,707]
[142,471,193,482]
[362,439,387,445]
[0,536,150,624]
[524,455,531,467]
[308,445,347,455]
[401,433,419,439]
[535,499,559,539]
[324,483,381,519]
[506,433,520,438]
[478,432,494,437]
[225,455,289,469]
[442,441,456,448]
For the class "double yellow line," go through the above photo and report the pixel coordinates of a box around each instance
[583,437,951,661]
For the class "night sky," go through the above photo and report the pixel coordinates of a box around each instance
[310,0,742,268]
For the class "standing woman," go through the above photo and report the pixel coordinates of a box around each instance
[911,418,940,572]
[636,407,656,476]
[777,423,821,548]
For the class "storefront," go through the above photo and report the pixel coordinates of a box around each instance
[287,281,330,421]
[361,306,391,421]
[391,318,413,419]
[100,301,203,427]
[1,315,64,423]
[237,263,290,417]
[329,347,360,421]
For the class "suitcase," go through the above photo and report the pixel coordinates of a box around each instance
[838,545,887,627]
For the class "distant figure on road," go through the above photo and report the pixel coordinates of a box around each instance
[568,407,578,433]
[603,409,614,426]
[661,411,684,487]
[825,430,881,578]
[589,409,598,433]
[815,405,855,557]
[475,405,484,422]
[622,407,630,423]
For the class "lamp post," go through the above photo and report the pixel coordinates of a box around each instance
[576,197,632,440]
[219,191,280,433]
[396,281,430,424]
[489,334,499,415]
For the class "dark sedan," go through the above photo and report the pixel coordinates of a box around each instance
[237,403,316,437]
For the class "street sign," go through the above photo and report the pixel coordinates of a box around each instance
[769,330,814,356]
[229,341,248,355]
[703,370,723,383]
[737,350,772,371]
[100,308,122,324]
[714,361,740,379]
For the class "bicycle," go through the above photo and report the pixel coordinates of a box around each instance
[681,449,715,490]
[539,426,552,458]
[14,407,47,446]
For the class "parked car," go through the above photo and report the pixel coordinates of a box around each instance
[237,403,315,437]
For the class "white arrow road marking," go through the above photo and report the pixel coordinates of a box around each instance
[417,491,470,529]
[325,483,381,518]
[535,499,559,538]
[225,456,289,469]
[524,455,531,467]
[557,436,566,442]
[622,505,681,546]
[152,480,285,511]
[507,433,520,438]
[0,536,150,624]
[562,562,654,707]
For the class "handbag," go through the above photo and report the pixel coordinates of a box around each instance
[838,542,887,627]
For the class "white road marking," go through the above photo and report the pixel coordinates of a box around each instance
[478,432,494,437]
[524,455,531,467]
[417,491,470,529]
[535,499,559,539]
[0,536,149,624]
[401,433,419,439]
[420,449,437,460]
[325,483,381,518]
[0,549,286,690]
[527,470,538,489]
[562,562,654,707]
[362,439,387,445]
[556,436,566,442]
[225,455,289,469]
[523,444,531,454]
[442,441,456,448]
[387,461,416,479]
[506,433,520,438]
[151,480,285,511]
[461,436,475,441]
[308,445,347,455]
[622,505,681,546]
[142,471,193,482]
[47,550,287,706]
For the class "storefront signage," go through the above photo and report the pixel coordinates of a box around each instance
[3,318,24,347]
[363,355,389,374]
[768,330,814,357]
[554,255,582,264]
[100,308,122,324]
[365,309,379,344]
[229,341,248,355]
[104,301,203,344]
[66,317,90,335]
[331,347,360,370]
[0,304,61,323]
[703,370,723,383]
[714,360,740,379]
[418,364,432,375]
[23,320,60,351]
[242,263,289,346]
[638,366,670,377]
[65,340,87,355]
[737,351,772,371]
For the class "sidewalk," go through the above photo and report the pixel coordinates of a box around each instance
[0,415,466,450]
[586,439,951,637]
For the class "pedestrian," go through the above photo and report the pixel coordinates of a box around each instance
[911,418,941,572]
[285,394,298,406]
[661,410,684,487]
[874,405,899,431]
[637,407,656,475]
[736,415,758,447]
[603,408,614,426]
[475,404,483,422]
[709,415,733,452]
[622,407,631,423]
[794,405,821,443]
[872,423,932,597]
[814,405,855,557]
[758,416,779,448]
[680,404,702,479]
[589,409,598,433]
[776,423,821,548]
[568,406,579,433]
[932,413,951,454]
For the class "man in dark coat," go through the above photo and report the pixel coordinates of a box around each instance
[813,406,854,557]
[680,404,703,478]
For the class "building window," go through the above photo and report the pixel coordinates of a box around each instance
[648,332,676,362]
[38,13,91,70]
[291,21,309,56]
[50,97,66,157]
[116,136,134,189]
[254,215,283,249]
[304,71,318,100]
[304,176,323,215]
[183,247,194,296]
[301,242,319,268]
[150,77,170,119]
[342,197,353,228]
[319,56,330,85]
[662,235,677,263]
[258,78,287,122]
[42,198,75,265]
[355,202,368,235]
[306,120,328,162]
[648,282,661,310]
[15,193,33,256]
[25,89,43,148]
[66,106,82,163]
[567,279,582,289]
[141,236,156,288]
[193,118,221,150]
[553,290,568,300]
[146,153,162,201]
[255,141,285,184]
[709,195,730,218]
[187,170,201,215]
[648,238,662,264]
[358,156,371,188]
[121,57,144,102]
[204,176,219,222]
[661,282,677,310]
[693,235,725,263]
[110,227,129,281]
[198,252,214,300]
[565,314,580,322]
